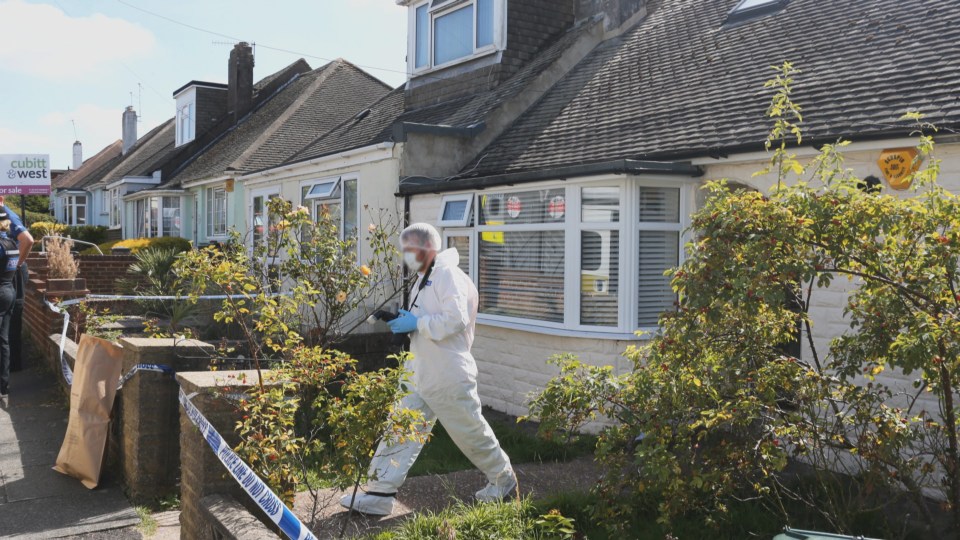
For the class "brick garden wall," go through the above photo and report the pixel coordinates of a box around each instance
[77,254,140,295]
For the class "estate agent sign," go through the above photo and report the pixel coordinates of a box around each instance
[0,154,52,195]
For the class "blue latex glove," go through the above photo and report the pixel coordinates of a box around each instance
[387,309,419,334]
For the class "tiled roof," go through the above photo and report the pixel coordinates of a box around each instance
[102,120,176,184]
[89,119,175,188]
[169,60,390,185]
[53,140,123,191]
[459,0,960,178]
[397,21,598,129]
[283,87,405,165]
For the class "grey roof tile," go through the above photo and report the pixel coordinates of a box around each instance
[168,60,390,186]
[460,0,960,178]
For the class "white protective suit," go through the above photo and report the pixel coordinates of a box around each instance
[365,247,515,494]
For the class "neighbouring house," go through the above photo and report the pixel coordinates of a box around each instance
[240,87,407,326]
[51,139,123,228]
[397,0,960,417]
[164,57,391,247]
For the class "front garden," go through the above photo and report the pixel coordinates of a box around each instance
[37,65,960,539]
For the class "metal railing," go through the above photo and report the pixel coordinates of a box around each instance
[41,235,104,255]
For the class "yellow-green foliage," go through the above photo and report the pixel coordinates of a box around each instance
[82,237,192,255]
[29,221,67,239]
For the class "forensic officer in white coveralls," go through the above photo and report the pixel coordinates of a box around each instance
[340,223,517,516]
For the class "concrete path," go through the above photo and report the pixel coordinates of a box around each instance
[0,367,141,539]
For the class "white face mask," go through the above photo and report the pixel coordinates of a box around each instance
[403,251,421,271]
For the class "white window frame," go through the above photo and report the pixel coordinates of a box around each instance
[206,186,228,239]
[109,188,121,229]
[303,177,341,201]
[443,229,476,282]
[61,194,87,226]
[461,177,694,338]
[300,175,359,242]
[175,90,196,147]
[407,0,505,75]
[437,193,474,227]
[132,195,183,238]
[100,190,109,216]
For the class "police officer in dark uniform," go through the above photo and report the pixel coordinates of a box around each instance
[0,198,34,401]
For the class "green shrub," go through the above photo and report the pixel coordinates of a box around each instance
[63,225,108,246]
[81,237,192,255]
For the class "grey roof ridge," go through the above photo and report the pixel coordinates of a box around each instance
[86,119,174,189]
[55,139,122,189]
[165,68,311,184]
[227,61,348,174]
[270,85,405,171]
[333,58,393,94]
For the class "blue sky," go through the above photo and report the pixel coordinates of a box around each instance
[0,0,409,169]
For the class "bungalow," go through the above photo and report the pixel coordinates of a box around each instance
[164,57,391,247]
[396,0,960,416]
[240,88,406,326]
[51,139,123,227]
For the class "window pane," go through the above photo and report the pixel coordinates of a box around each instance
[434,6,473,65]
[442,199,469,222]
[638,231,679,326]
[446,235,471,274]
[343,178,358,241]
[476,0,494,47]
[479,188,565,225]
[479,230,564,323]
[77,205,86,225]
[415,4,429,68]
[163,196,180,237]
[582,187,619,222]
[252,196,264,246]
[638,187,680,223]
[149,197,159,238]
[581,231,619,326]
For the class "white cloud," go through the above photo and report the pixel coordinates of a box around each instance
[0,0,155,79]
[41,103,124,147]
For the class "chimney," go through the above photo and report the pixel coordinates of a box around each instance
[122,106,138,154]
[227,42,255,124]
[72,141,82,169]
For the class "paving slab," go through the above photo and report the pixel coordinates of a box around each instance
[0,368,141,539]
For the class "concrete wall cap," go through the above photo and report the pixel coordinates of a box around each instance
[118,336,215,352]
[176,370,271,394]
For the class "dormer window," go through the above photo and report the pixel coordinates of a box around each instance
[174,86,197,147]
[409,0,503,74]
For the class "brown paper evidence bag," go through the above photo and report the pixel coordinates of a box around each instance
[53,334,124,489]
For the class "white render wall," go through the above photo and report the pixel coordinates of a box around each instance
[408,140,960,419]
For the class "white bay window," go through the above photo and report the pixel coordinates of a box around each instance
[300,176,359,241]
[133,195,182,238]
[409,0,504,72]
[61,195,87,226]
[454,180,691,335]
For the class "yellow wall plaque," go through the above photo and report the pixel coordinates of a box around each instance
[224,178,235,192]
[878,148,920,190]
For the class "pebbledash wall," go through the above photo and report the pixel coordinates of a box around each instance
[407,138,960,420]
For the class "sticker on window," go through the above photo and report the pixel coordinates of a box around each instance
[506,196,522,219]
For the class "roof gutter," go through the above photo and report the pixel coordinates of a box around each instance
[398,159,703,195]
[392,121,486,142]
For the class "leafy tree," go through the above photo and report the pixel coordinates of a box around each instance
[529,63,958,538]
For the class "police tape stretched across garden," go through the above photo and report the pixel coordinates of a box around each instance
[44,295,320,540]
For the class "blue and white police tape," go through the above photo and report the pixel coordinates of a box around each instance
[46,295,320,540]
[44,293,256,388]
[180,388,318,540]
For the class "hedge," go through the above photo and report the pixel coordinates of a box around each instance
[81,236,193,255]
